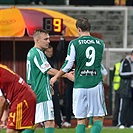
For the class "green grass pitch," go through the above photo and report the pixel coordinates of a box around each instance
[1,127,133,133]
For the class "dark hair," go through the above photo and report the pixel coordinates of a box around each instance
[130,50,133,55]
[76,17,91,32]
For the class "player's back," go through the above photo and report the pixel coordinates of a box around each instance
[72,36,104,88]
[0,64,32,103]
[0,64,18,83]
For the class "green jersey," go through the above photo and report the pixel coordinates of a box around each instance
[62,36,105,88]
[26,47,52,103]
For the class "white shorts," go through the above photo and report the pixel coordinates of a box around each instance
[73,82,107,119]
[35,100,54,124]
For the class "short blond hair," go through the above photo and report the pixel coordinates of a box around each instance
[33,29,49,39]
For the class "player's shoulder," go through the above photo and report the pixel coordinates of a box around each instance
[70,37,79,43]
[69,37,83,46]
[91,36,104,43]
[92,37,105,48]
[27,48,37,59]
[28,47,41,55]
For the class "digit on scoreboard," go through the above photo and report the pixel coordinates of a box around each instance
[43,18,63,35]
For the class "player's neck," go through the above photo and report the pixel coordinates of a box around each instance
[80,32,90,37]
[34,45,44,51]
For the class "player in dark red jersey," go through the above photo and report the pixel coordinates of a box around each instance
[0,64,36,133]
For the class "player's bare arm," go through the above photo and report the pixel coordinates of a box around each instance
[0,96,6,119]
[50,69,74,86]
[47,68,59,76]
[0,96,6,130]
[0,102,9,129]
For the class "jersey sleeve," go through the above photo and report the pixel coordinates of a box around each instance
[34,49,51,73]
[61,42,75,72]
[101,64,108,76]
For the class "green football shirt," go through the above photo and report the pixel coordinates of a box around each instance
[62,36,105,88]
[26,47,52,103]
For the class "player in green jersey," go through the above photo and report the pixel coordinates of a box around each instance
[24,29,73,133]
[50,18,107,133]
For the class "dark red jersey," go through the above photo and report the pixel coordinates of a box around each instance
[0,64,36,130]
[0,64,31,105]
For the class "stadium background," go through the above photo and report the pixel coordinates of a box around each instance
[0,0,133,123]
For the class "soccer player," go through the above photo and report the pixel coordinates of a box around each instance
[50,17,107,133]
[0,64,36,133]
[24,29,73,133]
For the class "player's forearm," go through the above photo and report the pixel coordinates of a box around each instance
[48,68,66,78]
[1,109,9,124]
[0,96,6,119]
[47,68,59,76]
[55,69,65,79]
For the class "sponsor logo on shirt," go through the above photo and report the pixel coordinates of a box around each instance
[80,69,97,76]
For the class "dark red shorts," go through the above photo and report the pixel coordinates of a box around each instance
[7,90,36,130]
